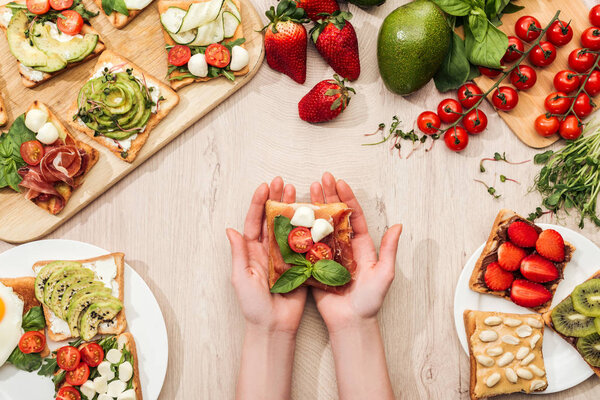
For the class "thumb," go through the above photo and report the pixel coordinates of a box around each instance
[378,224,403,277]
[226,228,249,282]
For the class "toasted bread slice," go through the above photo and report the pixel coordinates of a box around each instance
[158,0,249,90]
[66,50,179,162]
[32,253,127,342]
[542,270,600,378]
[119,332,143,400]
[92,0,145,29]
[469,209,575,313]
[265,200,356,293]
[0,92,7,126]
[464,310,547,399]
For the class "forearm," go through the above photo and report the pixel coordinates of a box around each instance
[236,325,297,400]
[328,318,395,400]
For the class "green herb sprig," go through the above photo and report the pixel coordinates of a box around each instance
[479,152,530,172]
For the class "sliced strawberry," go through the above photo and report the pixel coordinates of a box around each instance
[510,279,552,308]
[484,261,514,291]
[497,242,527,271]
[520,254,559,283]
[536,229,565,262]
[507,221,539,248]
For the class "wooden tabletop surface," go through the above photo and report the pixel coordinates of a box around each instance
[1,0,600,398]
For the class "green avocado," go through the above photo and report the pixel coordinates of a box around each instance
[66,291,118,336]
[377,0,451,95]
[34,261,82,303]
[78,299,123,341]
[30,22,98,63]
[43,265,89,306]
[59,280,102,319]
[348,0,385,7]
[48,271,94,316]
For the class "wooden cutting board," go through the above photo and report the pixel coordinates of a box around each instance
[0,0,264,243]
[474,0,595,149]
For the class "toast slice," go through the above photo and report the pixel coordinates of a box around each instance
[265,200,356,293]
[0,92,7,126]
[92,0,145,29]
[469,209,575,313]
[542,270,600,378]
[66,50,179,162]
[158,0,249,90]
[32,253,127,342]
[464,310,547,399]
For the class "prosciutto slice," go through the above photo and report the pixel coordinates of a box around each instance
[18,166,65,211]
[39,145,84,186]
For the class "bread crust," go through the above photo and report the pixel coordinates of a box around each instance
[66,50,179,162]
[120,332,143,400]
[0,92,7,126]
[93,0,144,29]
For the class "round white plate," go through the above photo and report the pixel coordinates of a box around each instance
[0,239,168,400]
[454,224,599,394]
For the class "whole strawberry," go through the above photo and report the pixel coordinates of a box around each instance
[310,11,360,81]
[296,0,339,21]
[298,74,355,123]
[263,0,309,84]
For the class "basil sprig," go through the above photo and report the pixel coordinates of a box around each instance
[21,306,45,332]
[312,259,351,287]
[101,0,129,17]
[0,114,36,192]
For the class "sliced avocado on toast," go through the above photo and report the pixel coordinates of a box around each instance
[35,261,82,302]
[30,22,98,63]
[78,299,123,341]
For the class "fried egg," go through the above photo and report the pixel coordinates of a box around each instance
[0,283,24,367]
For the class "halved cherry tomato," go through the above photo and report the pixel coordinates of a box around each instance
[591,4,600,27]
[416,111,440,135]
[554,70,580,93]
[492,86,518,111]
[80,343,104,367]
[26,0,50,14]
[534,114,560,137]
[288,227,313,254]
[502,36,524,63]
[478,66,502,78]
[56,387,81,400]
[49,0,73,10]
[568,48,597,73]
[509,65,536,90]
[462,109,487,134]
[444,126,468,152]
[515,15,541,42]
[437,98,462,123]
[168,45,191,67]
[65,362,89,386]
[457,83,483,108]
[573,93,594,119]
[544,92,572,115]
[56,10,83,36]
[581,27,600,51]
[546,20,573,47]
[20,140,45,165]
[57,346,81,372]
[529,41,556,67]
[205,43,231,68]
[584,70,600,97]
[559,115,583,140]
[306,243,333,264]
[18,331,46,354]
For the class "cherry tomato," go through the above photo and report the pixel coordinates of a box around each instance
[581,27,600,51]
[515,15,541,42]
[573,93,594,119]
[18,331,46,354]
[554,70,580,93]
[306,243,333,264]
[544,92,572,115]
[168,45,191,67]
[416,111,440,135]
[478,66,502,78]
[591,4,600,27]
[534,114,560,137]
[56,387,81,400]
[205,43,231,68]
[559,115,583,140]
[287,227,313,254]
[492,86,519,111]
[80,343,104,367]
[462,109,487,134]
[444,126,469,152]
[437,99,463,123]
[20,140,45,165]
[502,36,524,63]
[56,10,83,36]
[546,20,573,46]
[529,41,556,67]
[568,48,597,72]
[583,70,600,96]
[49,0,73,10]
[65,362,89,386]
[26,0,50,14]
[509,65,537,90]
[457,83,483,108]
[57,346,81,372]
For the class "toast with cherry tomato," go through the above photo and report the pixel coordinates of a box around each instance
[0,0,105,88]
[265,200,356,293]
[158,0,249,90]
[0,92,7,126]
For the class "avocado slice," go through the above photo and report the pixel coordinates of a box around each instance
[48,271,94,317]
[34,261,82,302]
[78,299,123,341]
[30,21,98,63]
[66,291,117,336]
[59,280,102,319]
[43,265,88,306]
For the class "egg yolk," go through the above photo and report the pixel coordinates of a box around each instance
[0,297,5,322]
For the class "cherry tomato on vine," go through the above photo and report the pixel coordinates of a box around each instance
[554,70,580,93]
[492,86,519,111]
[544,92,572,115]
[437,99,463,124]
[444,127,469,152]
[478,66,502,78]
[462,109,487,134]
[509,65,537,90]
[26,0,50,14]
[581,27,600,51]
[515,15,541,42]
[559,115,583,140]
[168,45,191,66]
[584,70,600,97]
[534,114,560,137]
[529,41,556,67]
[591,4,600,27]
[546,20,573,46]
[568,48,597,73]
[416,111,440,135]
[573,93,595,119]
[502,36,524,63]
[457,83,483,108]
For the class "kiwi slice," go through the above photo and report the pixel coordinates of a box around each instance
[572,279,600,317]
[576,333,600,367]
[551,296,597,337]
[595,318,600,334]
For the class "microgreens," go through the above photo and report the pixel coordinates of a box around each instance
[479,152,530,172]
[474,179,501,199]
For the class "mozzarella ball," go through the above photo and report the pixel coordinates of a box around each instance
[93,375,109,394]
[311,219,334,243]
[98,394,113,400]
[188,53,208,77]
[230,45,249,71]
[25,109,48,132]
[36,122,59,145]
[290,206,315,228]
[98,361,115,380]
[117,389,137,400]
[107,380,127,397]
[106,348,123,364]
[119,361,133,382]
[80,380,96,399]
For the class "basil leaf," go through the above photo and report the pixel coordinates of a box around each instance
[270,265,310,293]
[312,259,351,286]
[434,31,471,92]
[465,21,507,68]
[273,216,312,267]
[7,347,42,372]
[38,357,58,377]
[101,0,129,16]
[501,2,524,14]
[467,62,481,80]
[21,306,45,332]
[468,8,488,42]
[431,0,473,16]
[0,114,36,192]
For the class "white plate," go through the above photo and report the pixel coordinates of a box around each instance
[454,224,599,394]
[0,239,168,400]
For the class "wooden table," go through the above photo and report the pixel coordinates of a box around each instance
[1,0,600,398]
